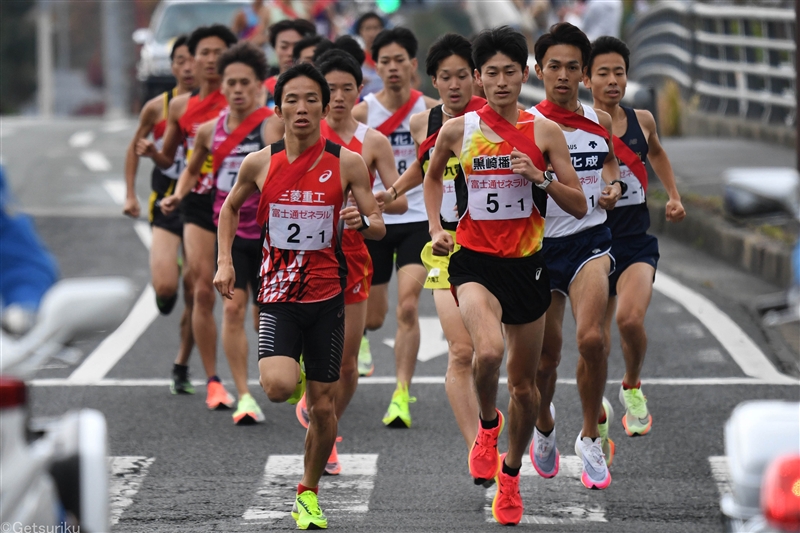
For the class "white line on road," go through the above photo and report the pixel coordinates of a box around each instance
[103,120,131,133]
[243,454,378,523]
[133,221,152,249]
[30,376,799,387]
[80,150,112,172]
[69,130,95,148]
[654,273,795,384]
[384,317,450,361]
[108,456,155,526]
[103,180,127,205]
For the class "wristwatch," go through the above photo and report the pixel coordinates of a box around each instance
[536,170,555,190]
[357,214,370,232]
[610,179,628,196]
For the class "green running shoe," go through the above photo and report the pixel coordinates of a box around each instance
[287,361,306,405]
[357,336,374,377]
[619,385,652,436]
[598,396,615,467]
[233,393,265,425]
[170,366,194,395]
[382,383,416,428]
[292,490,328,530]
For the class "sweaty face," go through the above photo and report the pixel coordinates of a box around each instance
[195,36,227,82]
[278,75,328,135]
[325,70,360,120]
[476,52,527,107]
[432,54,473,113]
[222,63,261,112]
[586,52,627,106]
[171,45,195,89]
[536,44,584,106]
[359,18,383,50]
[376,42,415,90]
[276,29,303,72]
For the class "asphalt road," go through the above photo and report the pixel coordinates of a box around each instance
[2,117,798,532]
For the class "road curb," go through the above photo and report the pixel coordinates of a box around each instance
[648,200,793,288]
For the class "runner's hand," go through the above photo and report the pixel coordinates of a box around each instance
[123,196,140,219]
[666,197,686,222]
[599,182,621,210]
[214,263,236,300]
[135,139,157,158]
[340,206,365,230]
[431,228,454,256]
[375,190,392,212]
[510,149,545,185]
[160,194,179,215]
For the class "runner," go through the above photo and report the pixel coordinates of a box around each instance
[424,25,586,525]
[214,63,386,530]
[232,0,269,45]
[585,36,686,436]
[123,35,196,394]
[293,49,408,474]
[351,27,439,426]
[378,33,486,451]
[264,19,317,102]
[354,12,385,97]
[137,24,238,411]
[528,22,623,490]
[293,35,328,65]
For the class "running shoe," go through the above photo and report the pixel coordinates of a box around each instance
[491,453,523,525]
[296,393,310,429]
[324,437,343,476]
[619,385,652,436]
[598,396,616,466]
[170,366,195,395]
[469,408,504,482]
[233,393,265,425]
[205,381,235,410]
[382,383,416,428]
[531,403,559,478]
[574,435,612,490]
[292,490,328,530]
[357,336,374,377]
[155,293,178,315]
[287,364,306,405]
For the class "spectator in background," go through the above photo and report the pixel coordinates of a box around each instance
[560,0,622,40]
[232,0,270,46]
[354,12,385,96]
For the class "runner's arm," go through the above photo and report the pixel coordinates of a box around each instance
[123,97,160,218]
[596,110,621,210]
[137,96,185,169]
[342,148,386,241]
[423,119,459,255]
[638,109,685,222]
[538,119,588,219]
[368,131,407,215]
[175,120,214,199]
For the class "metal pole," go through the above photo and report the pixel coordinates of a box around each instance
[795,0,798,171]
[36,0,54,117]
[102,1,128,118]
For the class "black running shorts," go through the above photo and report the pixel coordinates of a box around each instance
[257,293,345,383]
[180,191,216,233]
[365,221,431,285]
[231,235,262,304]
[448,247,551,325]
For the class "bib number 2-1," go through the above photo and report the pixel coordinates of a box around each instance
[269,204,334,251]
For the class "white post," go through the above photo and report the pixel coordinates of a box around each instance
[36,0,54,118]
[102,0,128,119]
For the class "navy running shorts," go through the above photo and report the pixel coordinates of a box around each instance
[540,225,615,295]
[608,233,659,296]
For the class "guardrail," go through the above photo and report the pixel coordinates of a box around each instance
[628,1,796,127]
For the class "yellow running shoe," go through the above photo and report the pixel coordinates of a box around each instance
[619,385,653,436]
[357,336,374,377]
[287,362,306,406]
[598,396,615,467]
[382,383,416,428]
[233,393,265,425]
[292,490,328,530]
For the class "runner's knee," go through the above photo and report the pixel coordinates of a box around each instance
[308,394,335,423]
[473,339,505,369]
[577,326,605,358]
[448,341,473,370]
[616,309,646,339]
[507,378,536,406]
[261,375,295,403]
[222,298,246,325]
[395,298,419,327]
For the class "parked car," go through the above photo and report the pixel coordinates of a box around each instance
[133,0,249,102]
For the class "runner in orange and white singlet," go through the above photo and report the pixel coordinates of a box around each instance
[423,26,586,526]
[214,63,385,530]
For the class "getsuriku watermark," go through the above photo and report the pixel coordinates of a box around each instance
[1,524,80,533]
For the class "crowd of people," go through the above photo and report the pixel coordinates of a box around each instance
[123,10,685,529]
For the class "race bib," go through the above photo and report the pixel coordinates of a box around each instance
[441,179,459,223]
[546,171,604,217]
[268,204,334,251]
[467,174,532,221]
[614,169,646,207]
[216,155,245,192]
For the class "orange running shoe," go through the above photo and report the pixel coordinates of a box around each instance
[324,437,343,476]
[469,408,504,482]
[205,381,235,410]
[492,453,523,525]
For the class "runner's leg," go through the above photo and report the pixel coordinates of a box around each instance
[222,288,250,397]
[302,380,339,488]
[335,299,367,419]
[150,226,181,306]
[393,264,427,386]
[614,263,655,387]
[535,292,566,433]
[183,223,218,378]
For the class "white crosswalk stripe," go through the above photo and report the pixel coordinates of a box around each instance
[483,455,607,524]
[108,456,155,525]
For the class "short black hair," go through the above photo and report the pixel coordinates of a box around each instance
[316,49,363,87]
[472,26,528,72]
[425,33,474,77]
[588,36,630,76]
[218,41,269,81]
[170,35,189,61]
[333,35,365,66]
[371,27,418,62]
[274,63,331,111]
[187,24,238,56]
[355,12,384,35]
[534,22,591,69]
[269,18,316,49]
[293,35,326,62]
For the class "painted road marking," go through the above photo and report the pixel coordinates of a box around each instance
[484,455,606,524]
[384,317,450,361]
[103,120,132,133]
[677,323,706,339]
[109,456,155,526]
[243,454,378,524]
[654,273,794,383]
[69,130,96,148]
[31,376,799,387]
[103,180,127,205]
[698,348,726,363]
[80,150,112,172]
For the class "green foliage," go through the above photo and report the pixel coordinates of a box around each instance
[0,1,37,114]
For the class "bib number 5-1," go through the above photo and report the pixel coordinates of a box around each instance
[467,175,532,221]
